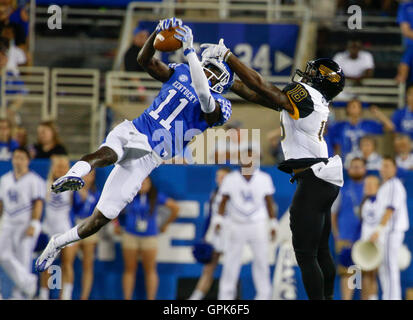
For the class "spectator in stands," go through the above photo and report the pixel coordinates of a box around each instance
[2,24,26,75]
[395,46,413,84]
[345,136,383,172]
[9,3,29,48]
[267,128,284,165]
[0,1,26,49]
[32,121,67,159]
[124,24,149,72]
[40,155,76,300]
[333,39,374,85]
[392,85,413,139]
[397,0,413,48]
[331,157,366,300]
[71,170,101,300]
[13,125,27,148]
[120,177,179,300]
[394,134,413,170]
[329,99,394,160]
[0,118,18,161]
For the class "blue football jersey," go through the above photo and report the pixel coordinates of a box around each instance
[132,63,232,159]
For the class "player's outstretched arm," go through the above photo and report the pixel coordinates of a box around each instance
[137,18,181,83]
[230,80,278,110]
[226,53,294,114]
[175,25,222,126]
[201,39,294,115]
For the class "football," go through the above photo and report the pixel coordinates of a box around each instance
[153,26,183,52]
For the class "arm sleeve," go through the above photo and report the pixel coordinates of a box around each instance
[364,52,374,69]
[401,48,413,65]
[263,175,275,195]
[386,180,400,211]
[218,175,232,196]
[282,82,314,119]
[397,4,407,24]
[186,51,216,114]
[32,176,46,201]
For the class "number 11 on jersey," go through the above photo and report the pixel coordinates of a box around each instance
[149,89,189,130]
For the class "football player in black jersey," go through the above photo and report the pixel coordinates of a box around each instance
[202,39,345,300]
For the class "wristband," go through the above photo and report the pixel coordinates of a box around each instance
[30,219,41,234]
[184,48,195,56]
[212,214,224,226]
[223,50,232,62]
[269,218,279,230]
[375,225,384,234]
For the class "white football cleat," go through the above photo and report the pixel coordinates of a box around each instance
[51,176,84,194]
[35,235,62,272]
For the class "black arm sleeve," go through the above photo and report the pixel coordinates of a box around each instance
[282,82,314,119]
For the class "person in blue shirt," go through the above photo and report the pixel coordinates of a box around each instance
[392,85,413,139]
[70,170,101,300]
[397,0,413,48]
[396,46,413,85]
[329,98,394,159]
[0,118,19,161]
[119,176,179,300]
[331,157,366,300]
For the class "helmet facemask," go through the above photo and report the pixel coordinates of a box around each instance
[201,58,232,94]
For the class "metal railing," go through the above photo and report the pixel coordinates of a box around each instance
[51,68,100,151]
[1,66,49,119]
[106,70,405,108]
[335,79,406,108]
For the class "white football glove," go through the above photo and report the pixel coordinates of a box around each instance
[174,25,194,56]
[155,17,182,34]
[200,38,231,62]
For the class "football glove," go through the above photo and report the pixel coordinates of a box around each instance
[155,17,182,34]
[200,38,231,62]
[174,25,195,56]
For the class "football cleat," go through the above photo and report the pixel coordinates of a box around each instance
[35,235,62,272]
[51,176,84,193]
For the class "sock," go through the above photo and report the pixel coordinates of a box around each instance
[62,283,73,300]
[188,289,205,300]
[65,161,91,178]
[39,287,49,300]
[54,226,81,248]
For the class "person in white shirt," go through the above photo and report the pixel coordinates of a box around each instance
[360,175,381,300]
[333,39,374,84]
[0,148,45,299]
[39,155,75,300]
[215,148,277,300]
[369,157,410,300]
[345,136,382,171]
[394,134,413,170]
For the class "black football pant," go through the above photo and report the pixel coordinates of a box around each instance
[289,169,340,300]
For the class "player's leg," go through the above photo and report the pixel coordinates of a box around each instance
[36,152,161,272]
[188,251,221,300]
[51,120,130,193]
[249,221,271,300]
[122,232,140,300]
[317,206,338,300]
[290,172,339,300]
[0,224,37,297]
[218,223,245,300]
[386,232,404,300]
[140,237,159,300]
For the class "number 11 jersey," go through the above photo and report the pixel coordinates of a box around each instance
[132,63,232,160]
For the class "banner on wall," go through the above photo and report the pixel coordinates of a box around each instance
[138,21,300,77]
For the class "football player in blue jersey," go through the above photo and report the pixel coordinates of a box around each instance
[34,17,241,272]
